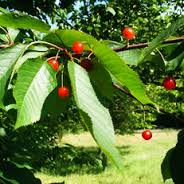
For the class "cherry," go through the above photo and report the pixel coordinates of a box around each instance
[48,58,60,71]
[121,27,135,40]
[163,76,176,90]
[72,41,84,54]
[142,129,152,140]
[80,58,93,71]
[58,86,69,98]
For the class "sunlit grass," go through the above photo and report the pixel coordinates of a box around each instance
[36,129,178,184]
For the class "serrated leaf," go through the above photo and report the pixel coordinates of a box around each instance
[68,61,123,169]
[46,29,97,49]
[0,12,50,33]
[13,58,57,128]
[139,16,184,63]
[46,29,153,105]
[0,44,26,108]
[14,50,48,73]
[93,43,154,105]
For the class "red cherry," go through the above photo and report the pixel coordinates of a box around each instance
[121,27,135,40]
[48,58,60,71]
[58,86,69,98]
[72,41,84,54]
[80,59,93,71]
[163,76,176,90]
[142,129,152,140]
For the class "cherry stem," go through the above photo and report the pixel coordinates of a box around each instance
[26,41,73,61]
[87,50,94,59]
[156,48,167,65]
[61,64,65,87]
[47,56,61,61]
[143,105,146,129]
[55,50,60,61]
[74,57,81,63]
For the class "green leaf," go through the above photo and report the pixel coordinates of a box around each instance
[0,12,50,33]
[47,29,97,49]
[7,28,20,42]
[89,61,113,100]
[0,44,26,108]
[118,49,142,66]
[41,87,69,117]
[93,43,154,105]
[161,148,174,182]
[106,7,116,16]
[13,50,48,73]
[46,29,153,105]
[166,52,184,71]
[13,58,57,128]
[139,16,184,63]
[68,61,123,169]
[0,7,8,14]
[100,40,125,50]
[0,161,41,184]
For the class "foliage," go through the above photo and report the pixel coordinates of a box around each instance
[0,3,183,183]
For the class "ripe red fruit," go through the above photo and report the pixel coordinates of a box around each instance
[80,59,93,71]
[122,27,135,40]
[163,76,176,90]
[72,41,84,54]
[142,129,152,140]
[58,86,69,98]
[48,58,60,71]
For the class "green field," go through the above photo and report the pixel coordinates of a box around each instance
[36,129,178,184]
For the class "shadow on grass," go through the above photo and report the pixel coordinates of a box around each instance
[39,144,131,176]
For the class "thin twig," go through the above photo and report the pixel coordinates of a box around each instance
[112,82,184,123]
[113,36,184,52]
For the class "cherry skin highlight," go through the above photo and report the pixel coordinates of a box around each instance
[72,41,84,54]
[163,76,176,90]
[48,58,60,71]
[142,129,152,140]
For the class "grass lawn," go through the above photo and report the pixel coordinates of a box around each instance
[36,129,178,184]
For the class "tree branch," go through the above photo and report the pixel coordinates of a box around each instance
[112,82,184,123]
[113,36,184,52]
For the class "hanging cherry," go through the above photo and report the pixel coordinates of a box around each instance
[142,129,152,140]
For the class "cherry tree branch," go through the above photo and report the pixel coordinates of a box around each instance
[113,36,184,52]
